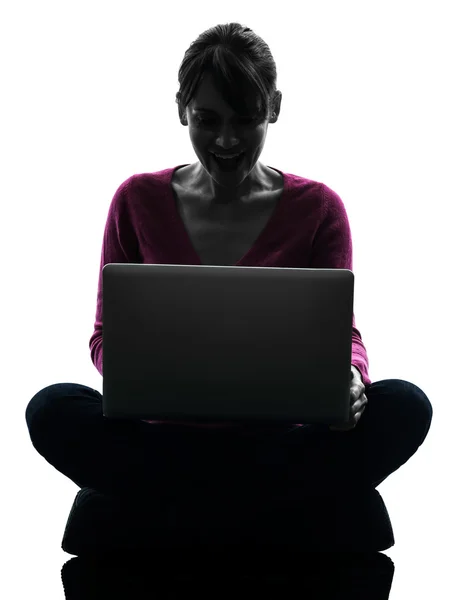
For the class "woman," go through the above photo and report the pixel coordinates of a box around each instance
[25,22,432,514]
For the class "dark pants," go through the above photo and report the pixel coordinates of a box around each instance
[25,379,433,506]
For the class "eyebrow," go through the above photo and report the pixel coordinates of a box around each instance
[194,107,260,118]
[194,108,220,114]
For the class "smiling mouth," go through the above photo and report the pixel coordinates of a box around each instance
[210,151,245,171]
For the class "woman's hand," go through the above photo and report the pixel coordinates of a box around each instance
[329,365,368,432]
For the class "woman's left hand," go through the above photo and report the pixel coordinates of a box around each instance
[329,365,368,432]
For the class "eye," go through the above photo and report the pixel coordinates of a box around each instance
[195,117,256,127]
[195,117,214,125]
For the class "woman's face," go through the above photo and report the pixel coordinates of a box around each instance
[181,72,281,201]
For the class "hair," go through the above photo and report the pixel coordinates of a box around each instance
[176,22,279,121]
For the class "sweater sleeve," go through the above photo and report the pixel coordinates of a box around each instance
[309,184,371,385]
[88,177,140,376]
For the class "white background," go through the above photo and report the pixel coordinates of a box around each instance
[2,1,448,598]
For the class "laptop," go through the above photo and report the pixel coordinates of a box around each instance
[102,264,354,425]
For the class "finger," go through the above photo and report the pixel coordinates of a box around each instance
[350,398,363,419]
[354,395,368,413]
[354,402,367,423]
[350,388,365,406]
[346,399,367,428]
[331,398,367,431]
[332,394,367,431]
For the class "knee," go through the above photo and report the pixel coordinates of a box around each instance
[25,383,81,435]
[405,380,432,423]
[390,379,433,443]
[25,384,61,432]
